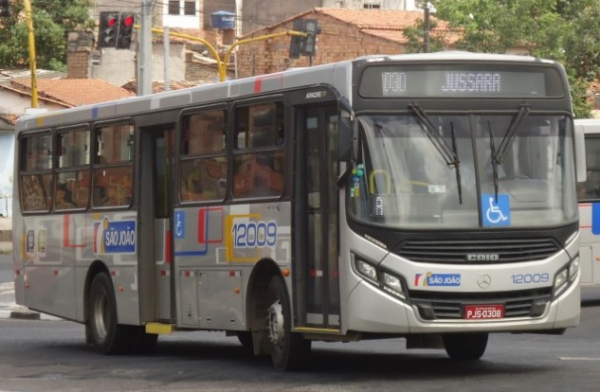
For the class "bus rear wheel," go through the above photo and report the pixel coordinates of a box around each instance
[88,272,133,355]
[266,276,311,371]
[443,332,488,361]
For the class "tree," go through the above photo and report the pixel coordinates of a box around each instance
[404,0,600,118]
[0,0,94,71]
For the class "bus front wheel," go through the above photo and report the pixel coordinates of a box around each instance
[442,332,488,361]
[266,276,311,371]
[88,272,133,355]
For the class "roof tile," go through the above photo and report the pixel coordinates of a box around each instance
[11,79,134,107]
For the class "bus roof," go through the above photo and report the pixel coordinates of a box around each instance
[15,51,562,133]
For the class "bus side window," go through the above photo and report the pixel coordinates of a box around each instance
[232,102,285,199]
[20,134,53,212]
[180,109,228,202]
[579,136,600,200]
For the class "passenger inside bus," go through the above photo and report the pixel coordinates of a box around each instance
[233,156,283,198]
[55,183,75,210]
[180,112,227,202]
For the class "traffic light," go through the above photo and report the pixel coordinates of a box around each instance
[302,19,321,56]
[116,13,135,50]
[289,19,305,59]
[288,19,321,59]
[98,11,119,48]
[0,0,11,18]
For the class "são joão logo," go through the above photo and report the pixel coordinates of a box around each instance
[414,272,461,287]
[94,217,136,254]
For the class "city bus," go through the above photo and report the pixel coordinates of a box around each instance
[575,119,600,287]
[13,52,584,371]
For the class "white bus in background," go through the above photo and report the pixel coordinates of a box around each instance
[576,119,600,287]
[13,52,585,371]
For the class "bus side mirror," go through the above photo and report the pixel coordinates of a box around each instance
[574,124,587,183]
[338,111,353,162]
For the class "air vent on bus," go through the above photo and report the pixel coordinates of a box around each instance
[396,238,560,264]
[409,288,553,320]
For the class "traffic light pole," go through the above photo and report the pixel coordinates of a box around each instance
[23,0,38,108]
[137,26,307,85]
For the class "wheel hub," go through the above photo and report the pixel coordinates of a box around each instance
[267,299,284,346]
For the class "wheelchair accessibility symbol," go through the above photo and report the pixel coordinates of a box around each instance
[481,194,511,227]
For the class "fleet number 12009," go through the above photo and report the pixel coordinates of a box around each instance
[511,273,549,284]
[231,221,277,248]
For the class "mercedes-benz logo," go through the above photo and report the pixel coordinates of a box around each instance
[477,274,492,289]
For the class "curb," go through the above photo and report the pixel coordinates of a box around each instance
[10,310,41,320]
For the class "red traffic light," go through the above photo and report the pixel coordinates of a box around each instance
[122,15,134,27]
[106,15,118,27]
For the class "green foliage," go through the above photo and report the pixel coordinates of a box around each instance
[404,0,600,118]
[0,0,94,71]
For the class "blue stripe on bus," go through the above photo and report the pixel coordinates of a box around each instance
[174,250,208,257]
[592,203,600,235]
[92,107,98,120]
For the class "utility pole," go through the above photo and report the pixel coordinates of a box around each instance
[138,0,153,96]
[23,0,38,107]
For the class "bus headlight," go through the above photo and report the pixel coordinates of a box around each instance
[553,268,568,296]
[569,256,579,280]
[355,257,378,282]
[381,270,407,300]
[553,257,579,298]
[353,254,408,302]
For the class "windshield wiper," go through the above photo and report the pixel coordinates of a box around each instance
[409,103,463,204]
[494,103,530,164]
[488,121,499,201]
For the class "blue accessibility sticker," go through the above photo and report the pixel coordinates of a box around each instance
[481,194,511,227]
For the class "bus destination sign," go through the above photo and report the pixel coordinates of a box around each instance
[359,65,562,98]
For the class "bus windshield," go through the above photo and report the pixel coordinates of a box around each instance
[349,113,578,229]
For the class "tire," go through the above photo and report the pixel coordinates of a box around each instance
[236,331,253,350]
[443,333,488,361]
[266,276,311,371]
[87,273,133,355]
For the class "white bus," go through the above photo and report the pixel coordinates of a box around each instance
[13,52,584,370]
[575,119,600,287]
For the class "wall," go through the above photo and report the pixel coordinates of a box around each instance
[241,0,411,34]
[242,0,322,34]
[236,13,402,78]
[91,42,186,86]
[92,47,137,86]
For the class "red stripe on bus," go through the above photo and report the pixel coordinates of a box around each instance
[254,78,262,93]
[63,215,86,248]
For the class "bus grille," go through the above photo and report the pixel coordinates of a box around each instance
[396,238,560,264]
[409,288,553,320]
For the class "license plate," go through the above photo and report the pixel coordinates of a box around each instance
[464,304,505,320]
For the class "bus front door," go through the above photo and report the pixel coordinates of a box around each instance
[295,105,340,330]
[138,125,176,323]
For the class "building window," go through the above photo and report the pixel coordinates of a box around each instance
[168,1,179,15]
[364,3,381,9]
[184,1,196,16]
